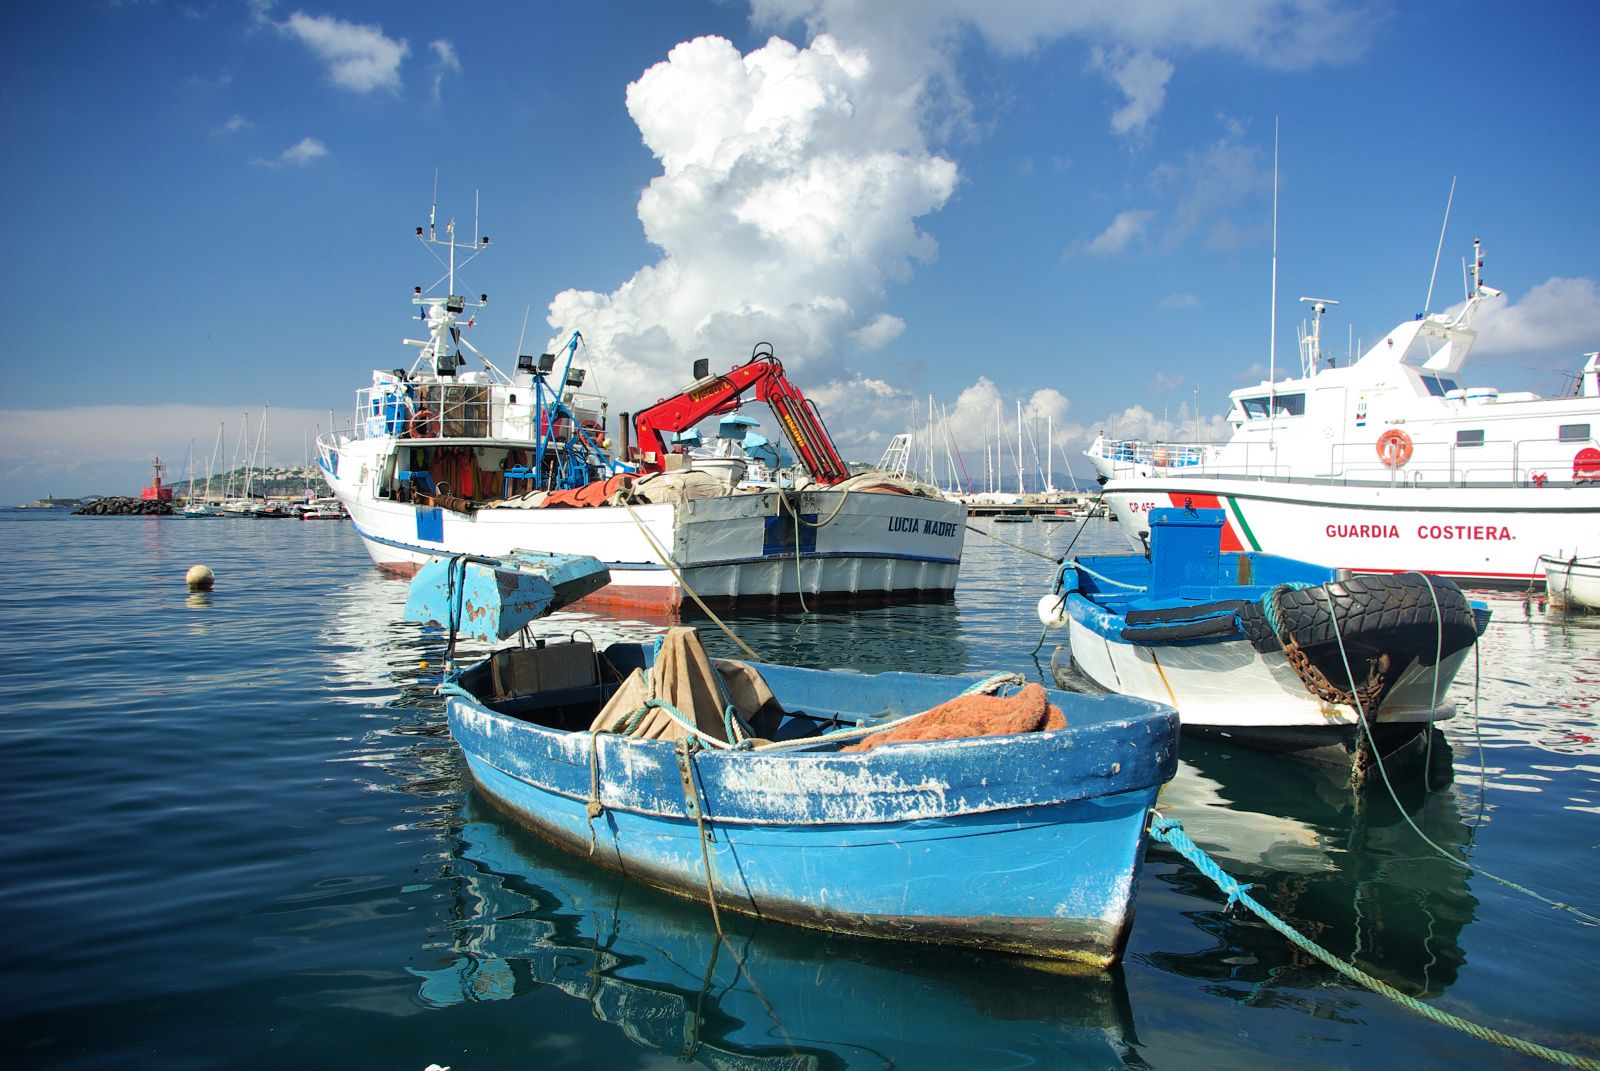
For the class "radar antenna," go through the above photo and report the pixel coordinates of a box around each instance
[1297,296,1339,376]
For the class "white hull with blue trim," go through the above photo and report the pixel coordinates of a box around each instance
[323,439,962,611]
[317,197,964,611]
[1043,508,1486,759]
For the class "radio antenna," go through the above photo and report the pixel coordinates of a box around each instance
[1424,176,1456,315]
[429,168,438,240]
[1268,119,1279,429]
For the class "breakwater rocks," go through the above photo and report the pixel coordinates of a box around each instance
[73,497,174,516]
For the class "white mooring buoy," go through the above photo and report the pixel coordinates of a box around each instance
[186,565,215,592]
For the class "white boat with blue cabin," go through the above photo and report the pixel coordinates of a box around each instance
[1040,507,1486,767]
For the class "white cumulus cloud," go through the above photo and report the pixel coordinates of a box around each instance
[1067,208,1154,258]
[281,12,409,94]
[1092,46,1175,138]
[268,136,328,167]
[430,39,460,103]
[852,313,906,349]
[753,0,1378,134]
[1471,277,1600,360]
[212,113,251,137]
[544,33,957,418]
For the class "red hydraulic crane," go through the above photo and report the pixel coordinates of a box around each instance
[630,344,852,484]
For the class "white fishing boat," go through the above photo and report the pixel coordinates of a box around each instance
[1040,507,1488,769]
[1541,553,1600,611]
[317,198,964,612]
[298,496,348,520]
[1088,240,1600,586]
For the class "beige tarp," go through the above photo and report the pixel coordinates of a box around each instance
[590,627,780,744]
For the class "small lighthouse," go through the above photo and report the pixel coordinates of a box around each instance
[140,457,175,502]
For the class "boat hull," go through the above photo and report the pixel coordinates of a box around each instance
[1056,612,1462,753]
[1542,554,1600,610]
[328,449,964,611]
[1101,477,1598,586]
[447,665,1177,968]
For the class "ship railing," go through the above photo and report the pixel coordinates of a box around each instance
[1099,439,1217,469]
[1132,429,1600,487]
[1322,431,1596,486]
[335,383,614,450]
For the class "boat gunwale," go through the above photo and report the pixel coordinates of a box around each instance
[447,681,1178,828]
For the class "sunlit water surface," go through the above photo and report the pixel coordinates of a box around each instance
[1,511,1595,1069]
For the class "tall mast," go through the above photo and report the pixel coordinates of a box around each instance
[1268,118,1279,408]
[204,422,222,503]
[1047,413,1053,493]
[1016,399,1023,495]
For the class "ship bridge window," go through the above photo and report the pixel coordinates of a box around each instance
[1559,423,1591,443]
[1456,429,1484,447]
[1239,393,1305,420]
[1423,376,1460,397]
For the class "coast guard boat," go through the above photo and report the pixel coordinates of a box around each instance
[317,204,963,612]
[1088,240,1599,586]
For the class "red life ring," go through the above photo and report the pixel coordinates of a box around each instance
[1376,428,1413,467]
[411,408,439,438]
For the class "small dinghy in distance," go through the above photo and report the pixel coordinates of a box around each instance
[1040,507,1487,764]
[408,552,1179,969]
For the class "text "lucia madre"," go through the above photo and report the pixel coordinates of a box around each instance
[888,516,959,537]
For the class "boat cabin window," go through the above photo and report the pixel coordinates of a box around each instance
[1456,429,1484,447]
[1559,423,1591,443]
[1423,376,1460,397]
[1239,393,1305,420]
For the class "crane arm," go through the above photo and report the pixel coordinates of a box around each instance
[631,347,851,484]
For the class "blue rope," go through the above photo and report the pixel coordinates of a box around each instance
[1072,562,1148,592]
[1261,580,1313,639]
[1148,813,1600,1069]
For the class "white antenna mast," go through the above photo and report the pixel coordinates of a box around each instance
[515,306,531,358]
[1424,176,1456,315]
[429,169,438,241]
[1268,118,1279,420]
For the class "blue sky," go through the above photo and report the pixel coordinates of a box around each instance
[4,0,1598,502]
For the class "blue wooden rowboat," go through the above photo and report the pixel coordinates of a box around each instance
[1039,506,1487,762]
[407,553,1180,968]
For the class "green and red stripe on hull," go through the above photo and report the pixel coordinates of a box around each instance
[1160,492,1261,553]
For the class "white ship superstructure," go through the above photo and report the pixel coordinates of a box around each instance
[1087,241,1599,585]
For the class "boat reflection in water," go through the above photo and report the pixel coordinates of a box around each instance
[414,800,1143,1070]
[694,598,970,676]
[1148,733,1475,1004]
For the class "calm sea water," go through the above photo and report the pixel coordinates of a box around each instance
[2,510,1596,1070]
